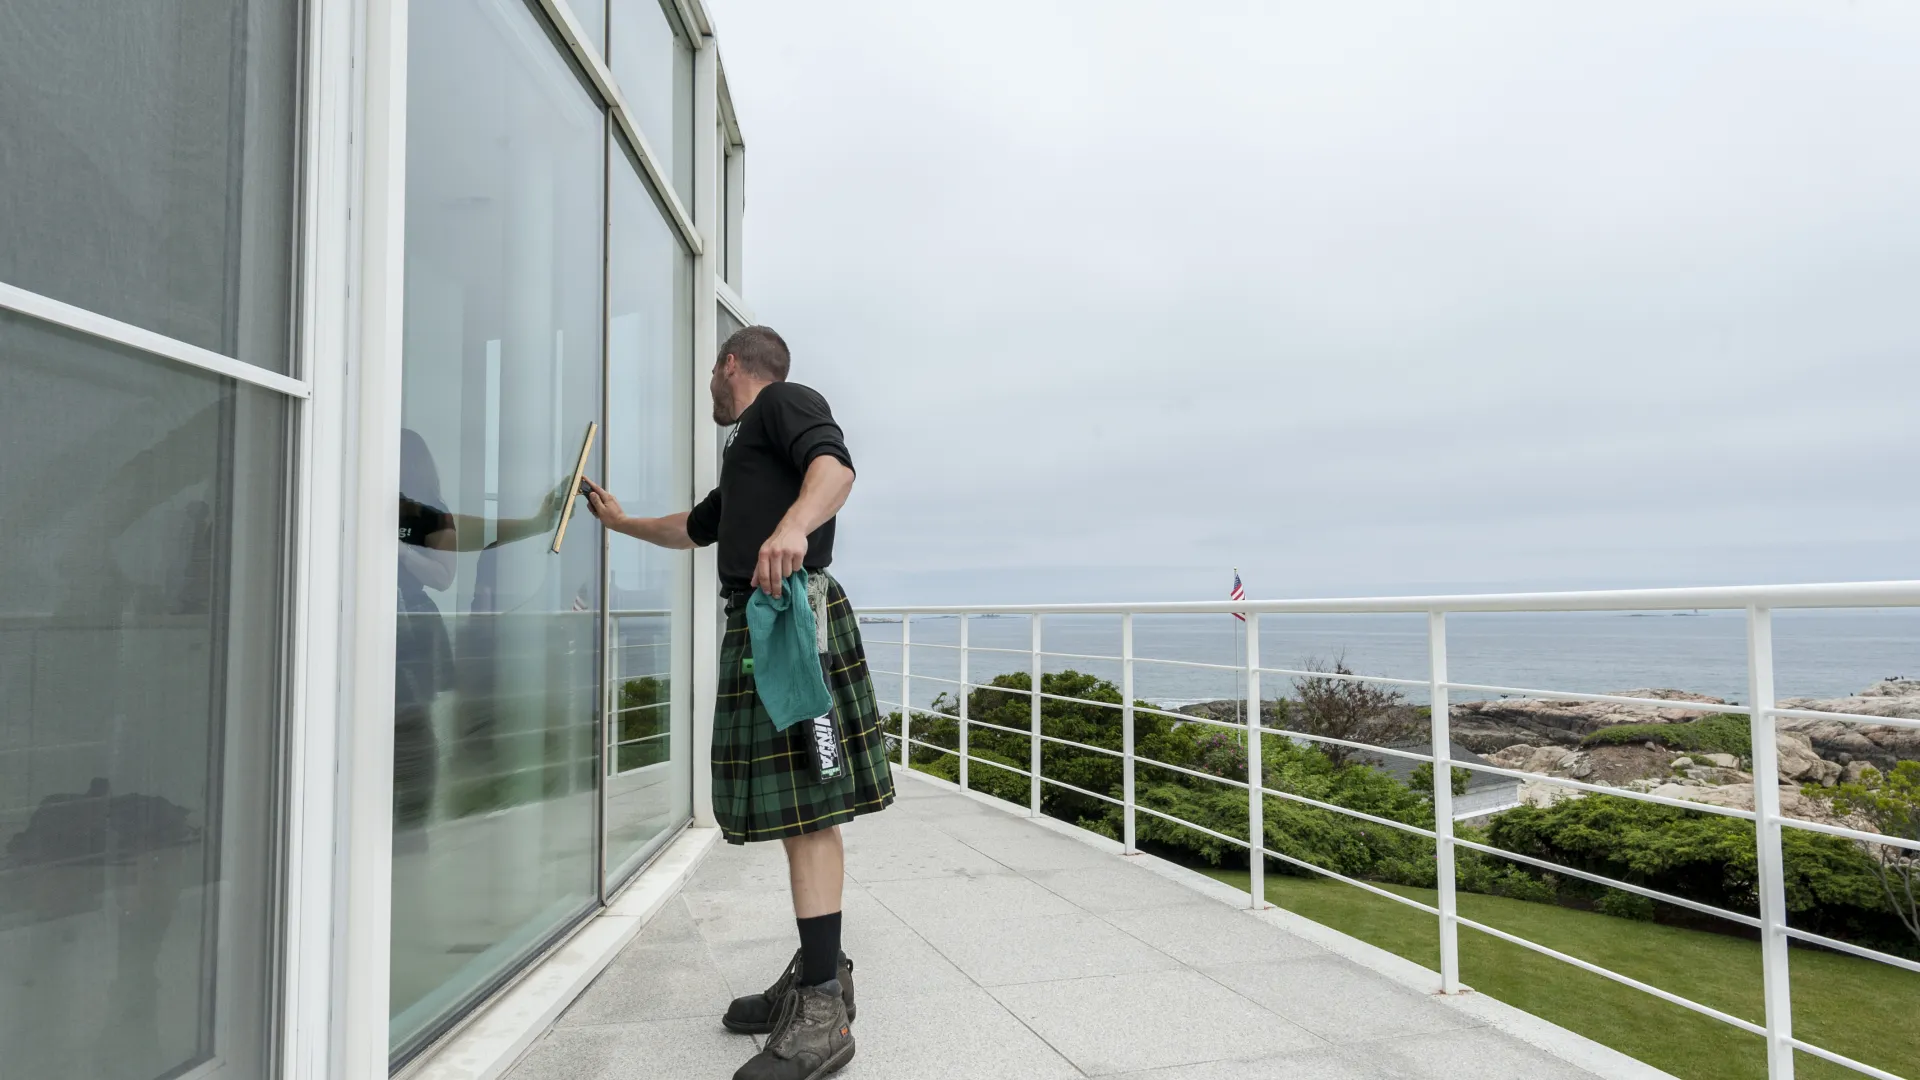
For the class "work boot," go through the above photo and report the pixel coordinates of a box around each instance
[731,981,855,1080]
[722,949,855,1034]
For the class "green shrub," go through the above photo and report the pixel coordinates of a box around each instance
[1579,713,1751,761]
[1486,793,1911,955]
[616,676,670,771]
[1457,851,1560,903]
[1596,888,1657,921]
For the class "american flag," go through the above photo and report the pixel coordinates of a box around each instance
[1229,569,1246,622]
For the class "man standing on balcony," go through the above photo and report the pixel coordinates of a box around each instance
[584,325,891,1080]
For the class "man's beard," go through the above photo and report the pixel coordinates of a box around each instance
[711,385,736,425]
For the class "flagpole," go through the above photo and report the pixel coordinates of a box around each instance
[1233,567,1242,726]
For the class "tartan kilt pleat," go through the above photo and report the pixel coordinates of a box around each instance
[712,572,895,844]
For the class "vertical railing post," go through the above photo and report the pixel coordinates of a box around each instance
[958,613,970,793]
[1748,606,1796,1080]
[1030,614,1044,817]
[1429,611,1461,994]
[1122,612,1137,855]
[1245,612,1263,910]
[900,614,912,769]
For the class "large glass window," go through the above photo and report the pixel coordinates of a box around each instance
[0,0,299,371]
[392,0,607,1060]
[603,140,695,884]
[0,313,288,1080]
[610,0,695,207]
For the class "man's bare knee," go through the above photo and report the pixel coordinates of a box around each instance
[783,826,841,856]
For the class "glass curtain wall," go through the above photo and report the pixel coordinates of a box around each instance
[0,1,300,1078]
[391,0,607,1061]
[393,0,698,1058]
[611,0,696,207]
[603,137,696,885]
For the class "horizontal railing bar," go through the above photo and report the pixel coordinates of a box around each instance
[1039,774,1126,807]
[897,641,965,651]
[1783,926,1920,976]
[1038,650,1123,664]
[612,732,672,746]
[961,682,1034,698]
[1451,761,1759,819]
[966,754,1031,778]
[1259,847,1442,914]
[614,703,670,715]
[871,668,902,678]
[905,673,968,687]
[1453,915,1768,1037]
[1034,732,1125,758]
[1773,815,1920,854]
[1273,729,1436,763]
[1260,666,1429,689]
[968,718,1035,739]
[1769,707,1920,732]
[1444,682,1750,716]
[1132,655,1245,674]
[906,738,961,760]
[876,701,965,725]
[1790,1037,1911,1080]
[956,646,1030,656]
[1137,755,1251,790]
[860,580,1920,616]
[1035,689,1123,710]
[1128,699,1221,722]
[1261,787,1438,839]
[1135,803,1250,849]
[1132,702,1236,727]
[1450,837,1762,928]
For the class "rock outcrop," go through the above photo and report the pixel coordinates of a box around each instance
[1450,689,1728,753]
[1775,731,1843,787]
[1776,679,1920,771]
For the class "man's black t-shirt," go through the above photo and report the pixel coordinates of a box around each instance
[686,381,853,591]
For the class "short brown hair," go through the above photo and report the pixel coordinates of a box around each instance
[720,325,790,381]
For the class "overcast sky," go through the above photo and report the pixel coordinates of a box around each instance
[707,0,1920,605]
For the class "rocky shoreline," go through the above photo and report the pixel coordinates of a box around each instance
[1177,679,1920,829]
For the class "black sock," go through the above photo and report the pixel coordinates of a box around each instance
[796,912,842,987]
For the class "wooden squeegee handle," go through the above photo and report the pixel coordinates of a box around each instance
[550,420,598,554]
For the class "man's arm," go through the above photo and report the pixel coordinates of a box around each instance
[753,456,855,597]
[582,478,698,549]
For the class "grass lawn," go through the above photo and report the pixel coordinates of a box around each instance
[1204,869,1918,1080]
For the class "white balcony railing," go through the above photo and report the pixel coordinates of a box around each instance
[861,581,1920,1080]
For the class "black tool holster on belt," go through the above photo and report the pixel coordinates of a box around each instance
[802,573,846,784]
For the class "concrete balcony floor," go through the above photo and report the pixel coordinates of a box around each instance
[506,775,1647,1080]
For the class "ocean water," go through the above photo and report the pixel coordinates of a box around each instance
[859,608,1920,712]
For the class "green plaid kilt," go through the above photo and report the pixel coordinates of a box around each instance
[713,572,895,844]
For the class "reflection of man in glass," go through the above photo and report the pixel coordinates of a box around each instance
[394,429,568,845]
[395,430,456,843]
[586,326,893,1080]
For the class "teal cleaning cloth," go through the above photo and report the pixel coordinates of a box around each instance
[745,570,835,731]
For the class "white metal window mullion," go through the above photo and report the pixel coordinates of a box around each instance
[0,280,313,399]
[530,0,704,257]
[716,277,754,326]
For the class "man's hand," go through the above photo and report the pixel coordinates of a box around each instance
[582,478,626,529]
[753,524,809,598]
